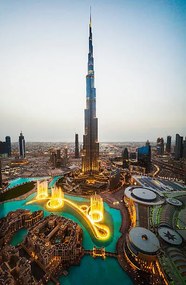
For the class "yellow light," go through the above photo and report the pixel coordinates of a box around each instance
[89,193,104,223]
[46,187,64,210]
[27,190,110,241]
[36,180,48,200]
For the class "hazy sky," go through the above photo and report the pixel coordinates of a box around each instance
[0,0,185,142]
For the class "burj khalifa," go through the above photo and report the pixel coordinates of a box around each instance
[82,13,99,175]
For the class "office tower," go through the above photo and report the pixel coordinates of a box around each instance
[122,148,129,169]
[137,145,151,173]
[0,141,8,156]
[157,137,164,155]
[0,159,2,189]
[175,134,183,160]
[5,136,11,157]
[183,138,186,159]
[75,133,79,158]
[82,13,99,175]
[19,132,25,158]
[122,148,129,160]
[166,136,171,153]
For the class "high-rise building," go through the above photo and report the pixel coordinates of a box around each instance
[166,136,171,153]
[122,148,129,169]
[0,159,2,189]
[19,132,25,158]
[75,133,79,158]
[137,145,151,173]
[82,13,99,175]
[175,134,183,160]
[157,137,164,155]
[5,136,11,157]
[0,136,11,157]
[0,141,8,157]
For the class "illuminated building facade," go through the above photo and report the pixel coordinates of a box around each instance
[125,227,160,272]
[82,13,99,175]
[19,131,25,158]
[24,215,83,267]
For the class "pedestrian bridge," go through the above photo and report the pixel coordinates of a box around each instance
[84,246,117,259]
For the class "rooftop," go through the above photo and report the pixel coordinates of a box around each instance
[158,227,182,245]
[129,227,160,254]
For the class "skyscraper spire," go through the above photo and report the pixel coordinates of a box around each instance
[82,11,99,175]
[90,6,92,28]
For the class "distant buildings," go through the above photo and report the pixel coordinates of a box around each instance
[0,136,11,157]
[19,132,25,158]
[75,133,79,158]
[166,135,171,153]
[154,133,186,160]
[50,147,68,168]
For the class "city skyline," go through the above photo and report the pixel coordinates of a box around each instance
[0,0,185,142]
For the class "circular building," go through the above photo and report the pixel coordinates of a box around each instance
[124,186,165,228]
[166,198,182,207]
[125,227,160,272]
[158,227,183,245]
[125,186,165,206]
[132,188,157,202]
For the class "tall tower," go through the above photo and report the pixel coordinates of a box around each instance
[5,136,11,157]
[175,134,183,160]
[75,133,79,158]
[166,136,171,153]
[82,12,99,175]
[19,131,25,158]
